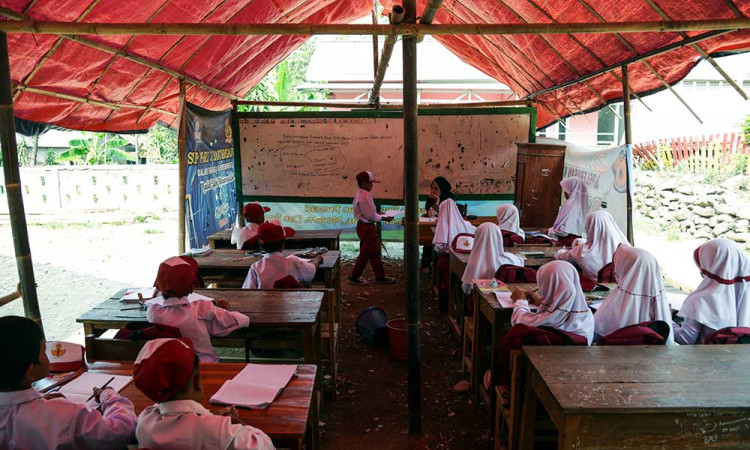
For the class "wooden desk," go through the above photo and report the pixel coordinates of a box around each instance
[77,289,323,369]
[208,229,341,250]
[418,216,498,246]
[517,345,750,449]
[87,361,319,450]
[447,246,556,340]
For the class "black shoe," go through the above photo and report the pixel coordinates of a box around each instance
[375,277,395,284]
[347,276,367,285]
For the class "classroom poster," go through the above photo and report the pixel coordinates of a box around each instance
[185,102,237,249]
[563,144,633,235]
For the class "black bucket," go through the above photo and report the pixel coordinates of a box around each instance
[355,306,389,347]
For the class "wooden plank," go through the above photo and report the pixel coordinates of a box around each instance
[207,229,341,250]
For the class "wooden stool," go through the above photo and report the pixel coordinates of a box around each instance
[462,316,474,376]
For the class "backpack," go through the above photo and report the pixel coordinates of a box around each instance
[495,264,538,283]
[704,327,750,345]
[598,320,670,346]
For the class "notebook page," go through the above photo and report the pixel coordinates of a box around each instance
[234,364,297,389]
[60,373,132,399]
[210,381,282,409]
[494,291,515,309]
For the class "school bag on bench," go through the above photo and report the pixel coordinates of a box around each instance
[597,320,671,346]
[494,264,538,283]
[704,327,750,345]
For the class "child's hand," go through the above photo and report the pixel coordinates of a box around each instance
[312,255,324,266]
[216,405,245,425]
[510,288,527,302]
[527,290,544,306]
[92,386,114,403]
[213,300,230,310]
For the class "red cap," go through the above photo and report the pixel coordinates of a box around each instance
[154,257,194,298]
[133,338,196,403]
[257,220,296,245]
[243,202,270,224]
[356,171,379,185]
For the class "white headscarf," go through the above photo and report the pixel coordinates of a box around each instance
[496,204,525,240]
[513,261,595,344]
[678,238,750,331]
[461,223,523,294]
[550,176,589,237]
[594,246,674,344]
[432,198,476,253]
[556,211,628,279]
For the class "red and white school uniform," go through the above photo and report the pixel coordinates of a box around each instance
[136,400,274,450]
[231,222,260,250]
[512,261,595,344]
[555,210,628,279]
[461,222,523,295]
[548,176,589,239]
[432,199,476,254]
[674,238,750,345]
[147,298,249,362]
[594,246,674,344]
[0,387,137,450]
[242,252,317,289]
[496,204,525,244]
[351,185,386,279]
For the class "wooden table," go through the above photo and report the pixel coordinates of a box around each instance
[208,229,341,250]
[77,288,323,369]
[470,283,615,420]
[87,361,320,450]
[447,246,556,340]
[516,345,750,450]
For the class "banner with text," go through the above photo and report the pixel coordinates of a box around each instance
[563,144,632,235]
[185,102,236,249]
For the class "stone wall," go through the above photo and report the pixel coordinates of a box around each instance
[634,170,750,248]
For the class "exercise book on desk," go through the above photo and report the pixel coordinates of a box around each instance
[210,364,297,409]
[473,279,510,294]
[121,287,157,302]
[59,373,132,405]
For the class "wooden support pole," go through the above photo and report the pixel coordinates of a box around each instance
[417,0,444,41]
[402,0,422,436]
[369,5,404,105]
[371,6,379,84]
[0,18,748,36]
[0,31,43,333]
[622,64,634,246]
[177,80,187,254]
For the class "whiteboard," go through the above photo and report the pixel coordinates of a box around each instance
[237,110,533,200]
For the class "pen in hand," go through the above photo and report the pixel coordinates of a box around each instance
[86,376,115,402]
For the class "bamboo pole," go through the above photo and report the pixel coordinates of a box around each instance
[622,64,634,245]
[177,80,187,254]
[0,18,748,36]
[0,31,43,334]
[0,283,21,307]
[402,0,422,436]
[418,0,445,42]
[371,6,379,83]
[369,5,405,105]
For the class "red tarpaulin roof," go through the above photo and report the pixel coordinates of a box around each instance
[2,0,749,131]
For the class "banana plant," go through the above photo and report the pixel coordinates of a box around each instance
[58,132,134,165]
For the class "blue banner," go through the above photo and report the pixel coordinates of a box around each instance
[185,102,237,249]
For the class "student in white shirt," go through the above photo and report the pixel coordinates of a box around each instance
[134,338,274,450]
[242,221,323,289]
[349,170,395,285]
[231,202,271,250]
[496,204,525,246]
[548,176,589,244]
[554,210,628,280]
[147,256,250,362]
[461,222,523,295]
[0,316,137,450]
[674,238,750,344]
[432,198,476,255]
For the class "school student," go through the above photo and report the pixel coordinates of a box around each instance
[555,210,628,280]
[496,204,525,246]
[510,261,595,344]
[432,198,476,255]
[348,170,394,285]
[148,256,250,362]
[242,221,323,289]
[231,202,271,250]
[673,238,750,345]
[133,338,274,449]
[421,176,454,272]
[461,222,524,295]
[548,176,589,244]
[0,316,137,449]
[594,246,675,344]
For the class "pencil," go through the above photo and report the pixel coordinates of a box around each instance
[86,376,115,402]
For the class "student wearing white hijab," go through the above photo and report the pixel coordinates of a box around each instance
[555,210,628,279]
[548,176,589,239]
[432,198,476,254]
[496,204,525,244]
[510,261,595,344]
[461,223,523,294]
[674,238,750,345]
[594,246,674,344]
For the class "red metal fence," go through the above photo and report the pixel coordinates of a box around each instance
[633,133,748,171]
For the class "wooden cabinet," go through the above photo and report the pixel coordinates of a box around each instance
[513,142,566,228]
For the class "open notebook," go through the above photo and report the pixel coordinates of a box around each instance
[210,364,297,409]
[59,373,132,405]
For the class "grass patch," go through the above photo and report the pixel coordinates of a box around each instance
[144,228,163,234]
[36,222,92,230]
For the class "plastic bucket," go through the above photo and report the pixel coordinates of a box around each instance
[356,307,389,347]
[386,319,422,361]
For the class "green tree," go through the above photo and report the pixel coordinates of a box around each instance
[142,124,178,164]
[57,132,134,165]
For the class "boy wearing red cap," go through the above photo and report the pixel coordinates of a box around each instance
[231,202,271,250]
[147,256,250,362]
[241,221,323,289]
[0,316,137,449]
[349,171,394,285]
[134,338,273,449]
